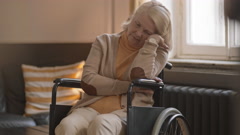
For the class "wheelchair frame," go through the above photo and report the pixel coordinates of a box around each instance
[49,63,191,135]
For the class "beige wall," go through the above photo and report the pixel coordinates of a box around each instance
[0,0,129,43]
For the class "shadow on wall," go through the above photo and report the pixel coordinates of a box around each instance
[224,0,240,21]
[225,0,240,135]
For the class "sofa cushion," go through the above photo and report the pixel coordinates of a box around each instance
[22,61,85,115]
[30,112,49,125]
[0,113,36,128]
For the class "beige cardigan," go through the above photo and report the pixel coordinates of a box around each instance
[70,32,169,117]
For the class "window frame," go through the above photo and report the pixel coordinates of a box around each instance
[171,0,240,61]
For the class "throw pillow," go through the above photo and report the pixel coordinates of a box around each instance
[22,61,85,116]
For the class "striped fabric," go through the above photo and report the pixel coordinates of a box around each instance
[22,61,85,116]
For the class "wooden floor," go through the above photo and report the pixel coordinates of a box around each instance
[0,125,48,135]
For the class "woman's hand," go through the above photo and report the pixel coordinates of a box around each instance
[133,87,154,95]
[147,34,169,51]
[153,76,162,83]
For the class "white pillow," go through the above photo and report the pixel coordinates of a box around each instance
[22,61,85,115]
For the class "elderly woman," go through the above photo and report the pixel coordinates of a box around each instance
[55,1,172,135]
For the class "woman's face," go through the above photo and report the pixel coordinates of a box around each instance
[127,13,157,48]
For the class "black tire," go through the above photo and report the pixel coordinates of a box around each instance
[151,108,191,135]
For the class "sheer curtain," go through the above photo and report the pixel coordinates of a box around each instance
[187,0,225,46]
[129,0,146,14]
[130,0,171,14]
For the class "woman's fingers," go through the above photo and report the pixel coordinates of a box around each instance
[133,87,154,95]
[148,34,169,51]
[160,43,169,50]
[135,89,154,94]
[153,77,162,82]
[157,36,169,50]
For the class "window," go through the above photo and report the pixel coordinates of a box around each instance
[155,0,240,61]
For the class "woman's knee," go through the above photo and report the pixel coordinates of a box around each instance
[55,117,77,134]
[90,114,111,127]
[55,116,89,135]
[88,114,125,135]
[55,107,99,135]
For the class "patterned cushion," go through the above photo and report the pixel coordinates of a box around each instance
[22,61,85,115]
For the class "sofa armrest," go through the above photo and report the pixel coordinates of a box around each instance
[30,112,49,125]
[0,113,36,128]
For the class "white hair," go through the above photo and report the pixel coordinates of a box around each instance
[122,0,172,49]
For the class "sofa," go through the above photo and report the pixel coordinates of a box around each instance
[0,43,92,128]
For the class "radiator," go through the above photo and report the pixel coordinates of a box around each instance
[160,84,238,135]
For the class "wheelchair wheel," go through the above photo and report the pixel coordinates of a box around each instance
[151,108,190,135]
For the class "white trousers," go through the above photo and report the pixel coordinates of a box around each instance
[55,107,126,135]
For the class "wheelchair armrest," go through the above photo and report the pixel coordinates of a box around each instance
[53,78,81,88]
[51,78,81,106]
[132,79,164,90]
[165,62,172,70]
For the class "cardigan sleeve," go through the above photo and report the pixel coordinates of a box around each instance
[81,35,130,96]
[129,40,169,80]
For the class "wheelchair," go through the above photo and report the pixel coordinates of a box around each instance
[49,63,191,135]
